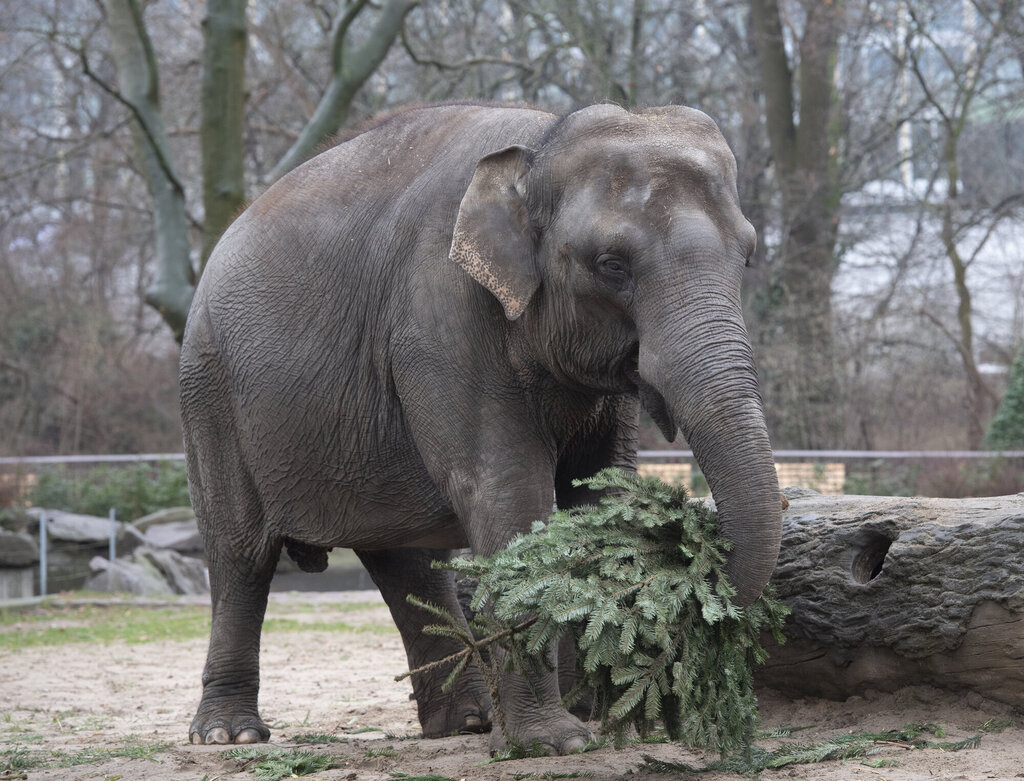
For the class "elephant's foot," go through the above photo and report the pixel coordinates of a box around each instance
[489,706,592,756]
[415,672,493,737]
[189,701,270,745]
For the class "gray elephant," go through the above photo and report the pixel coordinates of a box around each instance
[180,102,781,755]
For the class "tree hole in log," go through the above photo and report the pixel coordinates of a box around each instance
[851,533,893,584]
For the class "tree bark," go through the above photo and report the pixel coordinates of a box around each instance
[758,489,1024,709]
[104,0,194,340]
[747,0,843,449]
[200,0,248,268]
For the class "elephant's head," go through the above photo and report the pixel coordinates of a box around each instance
[450,104,781,606]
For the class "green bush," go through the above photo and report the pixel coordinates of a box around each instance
[987,345,1024,449]
[28,462,191,521]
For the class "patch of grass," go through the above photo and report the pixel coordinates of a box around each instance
[290,732,344,744]
[0,600,396,649]
[0,605,211,649]
[224,746,338,780]
[262,617,396,635]
[0,714,43,745]
[388,773,458,781]
[344,725,383,735]
[1,745,33,773]
[0,732,42,745]
[2,736,170,772]
[265,600,383,616]
[364,745,397,758]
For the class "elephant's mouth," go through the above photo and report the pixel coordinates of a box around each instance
[622,346,678,443]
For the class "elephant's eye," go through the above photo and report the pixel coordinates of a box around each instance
[596,254,629,279]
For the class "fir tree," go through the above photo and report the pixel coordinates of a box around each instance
[406,469,788,756]
[987,344,1024,449]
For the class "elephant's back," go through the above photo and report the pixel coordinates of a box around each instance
[192,104,556,345]
[180,105,558,529]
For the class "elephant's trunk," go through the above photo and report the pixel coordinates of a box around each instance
[637,292,782,607]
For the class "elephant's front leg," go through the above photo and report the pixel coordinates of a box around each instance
[451,455,593,756]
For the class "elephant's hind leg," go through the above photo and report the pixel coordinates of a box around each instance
[356,548,492,737]
[190,526,280,745]
[182,360,280,744]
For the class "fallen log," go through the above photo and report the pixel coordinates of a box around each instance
[757,489,1024,709]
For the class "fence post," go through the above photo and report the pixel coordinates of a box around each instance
[109,507,117,562]
[39,511,47,597]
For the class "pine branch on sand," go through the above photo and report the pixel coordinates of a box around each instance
[402,468,789,756]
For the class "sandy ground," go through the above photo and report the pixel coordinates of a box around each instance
[2,591,1023,781]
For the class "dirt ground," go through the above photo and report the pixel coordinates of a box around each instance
[3,591,1024,781]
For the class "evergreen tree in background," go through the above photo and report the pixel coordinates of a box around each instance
[987,346,1024,449]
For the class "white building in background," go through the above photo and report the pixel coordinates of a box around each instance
[832,0,1024,364]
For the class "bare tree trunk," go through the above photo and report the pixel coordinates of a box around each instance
[102,0,415,339]
[748,0,843,449]
[626,0,645,107]
[104,0,194,340]
[200,0,248,268]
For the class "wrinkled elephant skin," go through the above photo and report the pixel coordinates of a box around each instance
[180,103,781,753]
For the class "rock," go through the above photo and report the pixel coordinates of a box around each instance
[140,519,203,554]
[131,506,195,531]
[86,547,209,596]
[0,528,39,567]
[27,508,127,545]
[24,508,143,592]
[757,492,1024,710]
[87,554,175,596]
[135,547,208,594]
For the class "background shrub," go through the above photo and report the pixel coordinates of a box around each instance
[28,462,190,521]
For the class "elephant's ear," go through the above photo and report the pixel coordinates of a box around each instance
[450,145,539,321]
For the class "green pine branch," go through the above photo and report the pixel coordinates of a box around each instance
[403,468,790,755]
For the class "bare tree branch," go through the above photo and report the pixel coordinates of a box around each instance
[78,49,186,199]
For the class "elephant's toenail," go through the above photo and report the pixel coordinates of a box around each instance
[206,727,231,744]
[190,732,202,745]
[235,728,261,744]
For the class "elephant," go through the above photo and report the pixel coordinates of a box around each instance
[179,102,782,755]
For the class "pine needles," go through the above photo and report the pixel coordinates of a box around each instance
[638,722,984,774]
[404,469,789,755]
[223,746,338,780]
